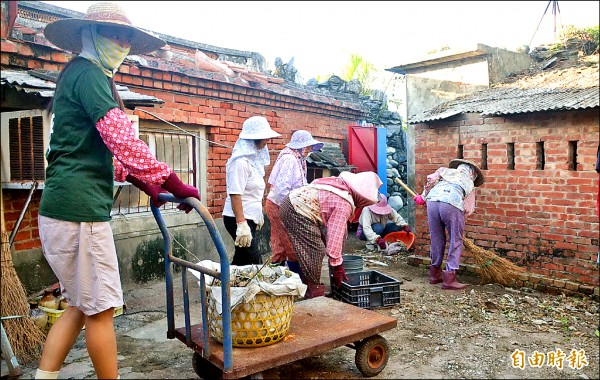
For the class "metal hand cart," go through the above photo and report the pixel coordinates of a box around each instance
[152,194,397,379]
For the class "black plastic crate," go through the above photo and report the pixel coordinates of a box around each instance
[332,270,400,309]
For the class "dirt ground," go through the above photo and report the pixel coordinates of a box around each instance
[12,232,600,380]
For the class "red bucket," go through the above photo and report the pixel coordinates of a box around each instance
[383,231,415,250]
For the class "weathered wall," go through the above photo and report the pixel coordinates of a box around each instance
[411,110,599,296]
[0,10,367,292]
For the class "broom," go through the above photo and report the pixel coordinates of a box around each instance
[1,193,46,363]
[1,230,46,362]
[462,237,524,287]
[394,177,525,287]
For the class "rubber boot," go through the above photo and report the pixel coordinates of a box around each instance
[429,265,443,284]
[304,283,325,299]
[441,270,467,290]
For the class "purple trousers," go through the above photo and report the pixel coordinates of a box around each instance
[426,201,464,271]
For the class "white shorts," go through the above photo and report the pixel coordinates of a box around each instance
[38,215,123,316]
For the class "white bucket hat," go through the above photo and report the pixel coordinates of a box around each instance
[44,2,166,55]
[239,116,281,140]
[286,130,324,151]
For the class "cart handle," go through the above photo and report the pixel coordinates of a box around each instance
[151,193,234,372]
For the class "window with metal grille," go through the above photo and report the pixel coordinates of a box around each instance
[111,130,198,215]
[1,110,50,188]
[8,116,45,181]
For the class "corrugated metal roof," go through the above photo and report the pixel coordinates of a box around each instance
[1,69,164,106]
[409,63,599,124]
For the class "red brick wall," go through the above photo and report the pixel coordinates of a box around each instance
[412,111,600,288]
[1,36,366,257]
[2,190,42,251]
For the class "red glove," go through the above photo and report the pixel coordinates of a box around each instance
[414,195,426,206]
[126,174,168,208]
[375,237,387,250]
[331,265,348,288]
[161,172,200,213]
[401,225,412,233]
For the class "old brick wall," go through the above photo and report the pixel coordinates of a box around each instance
[411,111,599,294]
[1,36,366,265]
[2,189,42,251]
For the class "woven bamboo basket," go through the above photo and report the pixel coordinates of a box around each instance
[207,291,294,348]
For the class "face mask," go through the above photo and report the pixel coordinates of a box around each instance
[95,32,131,73]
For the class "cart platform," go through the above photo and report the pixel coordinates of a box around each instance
[175,296,397,379]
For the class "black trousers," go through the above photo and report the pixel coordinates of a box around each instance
[223,216,262,265]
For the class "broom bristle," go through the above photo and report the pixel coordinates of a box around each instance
[463,237,525,287]
[1,231,45,362]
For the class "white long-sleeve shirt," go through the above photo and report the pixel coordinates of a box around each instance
[358,207,407,243]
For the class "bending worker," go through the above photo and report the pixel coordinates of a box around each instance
[414,159,484,290]
[280,171,382,298]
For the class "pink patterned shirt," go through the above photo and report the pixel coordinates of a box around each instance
[317,189,353,267]
[96,107,171,184]
[267,148,307,205]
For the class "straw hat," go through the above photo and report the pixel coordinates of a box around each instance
[286,130,324,151]
[44,2,166,55]
[368,193,393,215]
[448,159,485,187]
[238,116,281,140]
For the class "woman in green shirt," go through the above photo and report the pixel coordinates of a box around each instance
[36,3,199,379]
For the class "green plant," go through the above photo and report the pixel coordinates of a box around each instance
[551,24,599,55]
[341,53,376,96]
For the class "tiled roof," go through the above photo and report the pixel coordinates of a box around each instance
[12,1,368,113]
[409,61,599,124]
[306,142,356,172]
[1,69,164,107]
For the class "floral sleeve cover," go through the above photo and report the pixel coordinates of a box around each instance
[96,107,171,184]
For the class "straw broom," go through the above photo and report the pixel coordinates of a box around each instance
[394,177,525,287]
[1,231,46,362]
[462,237,524,287]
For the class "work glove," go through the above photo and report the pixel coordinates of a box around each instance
[375,236,387,250]
[413,194,426,206]
[257,218,264,231]
[126,174,168,208]
[235,220,252,247]
[401,225,412,233]
[161,172,200,213]
[331,265,348,288]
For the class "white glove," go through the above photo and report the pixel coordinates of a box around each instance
[235,220,252,247]
[257,218,264,231]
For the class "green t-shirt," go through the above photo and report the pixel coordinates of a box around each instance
[39,57,119,222]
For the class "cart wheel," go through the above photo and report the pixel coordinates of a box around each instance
[192,351,223,379]
[354,334,390,377]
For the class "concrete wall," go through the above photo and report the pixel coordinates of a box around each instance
[8,198,274,293]
[477,43,536,84]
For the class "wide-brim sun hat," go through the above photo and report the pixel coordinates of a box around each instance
[338,171,382,205]
[448,159,485,187]
[43,2,166,56]
[286,130,324,151]
[239,116,281,140]
[368,193,393,215]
